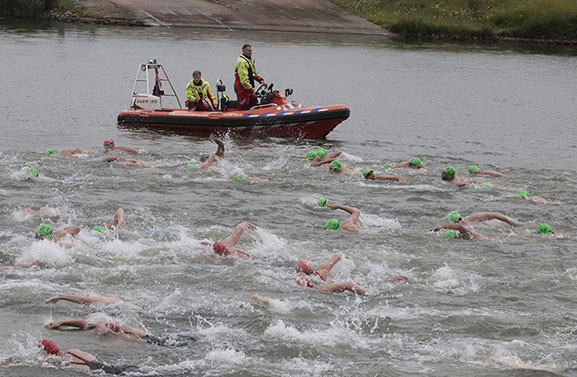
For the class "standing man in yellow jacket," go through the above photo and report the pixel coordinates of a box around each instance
[234,44,266,110]
[186,70,217,111]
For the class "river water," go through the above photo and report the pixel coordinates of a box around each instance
[1,21,577,377]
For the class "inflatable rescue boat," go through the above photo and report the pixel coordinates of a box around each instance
[117,61,349,138]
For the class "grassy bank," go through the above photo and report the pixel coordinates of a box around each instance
[0,0,73,18]
[330,0,577,40]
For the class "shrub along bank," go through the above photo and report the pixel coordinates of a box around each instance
[329,0,577,41]
[1,0,72,18]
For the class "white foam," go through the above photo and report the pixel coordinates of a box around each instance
[430,264,483,296]
[204,348,247,365]
[16,240,72,267]
[263,319,369,348]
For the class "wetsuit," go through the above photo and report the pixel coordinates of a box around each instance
[67,352,139,375]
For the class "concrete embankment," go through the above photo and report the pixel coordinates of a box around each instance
[74,0,390,35]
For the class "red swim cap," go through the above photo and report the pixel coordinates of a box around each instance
[295,259,312,275]
[103,138,114,146]
[39,339,60,355]
[296,277,314,288]
[391,274,408,282]
[213,241,231,256]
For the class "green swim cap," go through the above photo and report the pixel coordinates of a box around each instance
[449,211,461,222]
[185,163,195,169]
[45,148,56,155]
[444,166,456,177]
[410,157,422,166]
[231,172,245,181]
[92,225,106,232]
[383,163,391,168]
[481,183,492,187]
[315,148,327,159]
[469,165,479,174]
[35,224,53,240]
[443,230,458,239]
[200,153,210,159]
[520,190,530,198]
[536,223,552,234]
[317,197,328,207]
[325,219,341,230]
[306,151,318,160]
[27,167,39,177]
[329,160,341,170]
[362,168,373,178]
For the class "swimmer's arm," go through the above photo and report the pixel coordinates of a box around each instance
[53,226,81,241]
[210,133,225,158]
[222,222,256,248]
[479,170,504,177]
[46,319,90,330]
[199,153,216,172]
[311,158,335,167]
[476,212,520,226]
[329,203,360,224]
[317,282,369,296]
[45,295,120,305]
[393,161,409,168]
[453,224,488,240]
[375,174,406,182]
[118,146,139,155]
[108,208,126,230]
[430,223,463,232]
[315,253,344,278]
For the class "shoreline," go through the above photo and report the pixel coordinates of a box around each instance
[5,0,577,46]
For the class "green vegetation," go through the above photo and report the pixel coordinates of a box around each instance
[0,0,73,18]
[329,0,577,40]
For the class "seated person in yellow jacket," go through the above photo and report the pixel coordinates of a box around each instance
[186,70,217,111]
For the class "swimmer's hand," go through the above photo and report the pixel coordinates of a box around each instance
[241,222,257,231]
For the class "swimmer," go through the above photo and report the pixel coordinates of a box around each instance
[25,167,56,181]
[296,277,371,296]
[0,266,5,273]
[22,206,61,216]
[35,224,80,242]
[312,159,353,175]
[448,211,521,226]
[199,133,225,172]
[441,166,486,188]
[48,148,89,157]
[104,156,150,167]
[231,172,268,183]
[295,252,345,281]
[468,165,504,178]
[45,294,121,305]
[430,224,487,240]
[362,168,405,182]
[536,223,569,238]
[46,320,196,346]
[304,148,341,163]
[103,138,139,155]
[250,295,272,309]
[210,221,256,258]
[39,338,139,374]
[107,208,126,230]
[507,190,561,204]
[391,157,426,170]
[325,201,361,233]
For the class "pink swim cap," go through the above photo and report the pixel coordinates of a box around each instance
[213,241,231,256]
[103,138,114,146]
[39,339,60,355]
[296,277,314,288]
[295,259,312,275]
